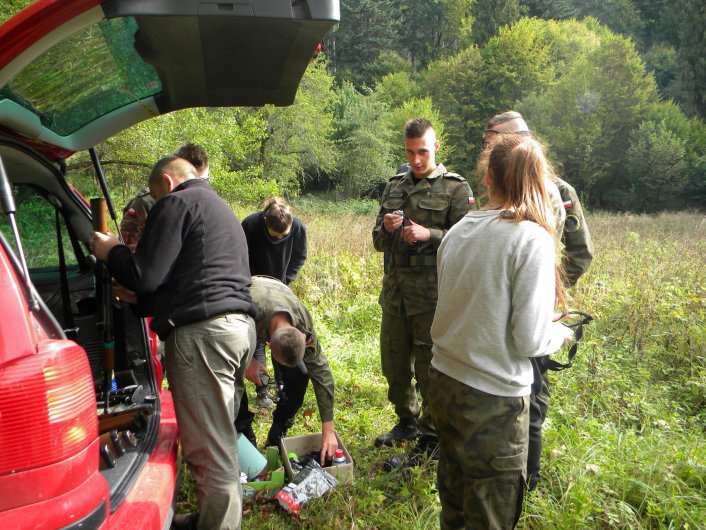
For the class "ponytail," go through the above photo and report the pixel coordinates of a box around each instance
[488,135,567,310]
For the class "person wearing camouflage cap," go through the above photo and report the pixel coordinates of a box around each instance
[484,111,594,491]
[372,118,475,464]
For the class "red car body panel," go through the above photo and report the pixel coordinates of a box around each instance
[0,243,179,528]
[0,461,109,530]
[0,243,38,364]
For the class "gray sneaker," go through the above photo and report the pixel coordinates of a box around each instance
[374,417,420,447]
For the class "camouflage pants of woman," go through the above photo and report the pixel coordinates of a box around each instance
[428,366,529,530]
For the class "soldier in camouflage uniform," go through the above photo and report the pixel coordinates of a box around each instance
[372,118,475,460]
[246,275,338,463]
[484,111,594,491]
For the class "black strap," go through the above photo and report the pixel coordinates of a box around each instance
[542,310,593,372]
[55,207,78,340]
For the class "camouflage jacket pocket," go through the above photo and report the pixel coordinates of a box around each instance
[417,197,450,227]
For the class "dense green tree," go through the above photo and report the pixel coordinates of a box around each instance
[519,31,659,208]
[417,46,484,173]
[673,0,706,119]
[626,121,688,212]
[373,71,418,110]
[470,0,526,46]
[647,101,706,207]
[95,106,269,203]
[329,0,400,87]
[260,57,338,197]
[331,83,395,196]
[392,0,473,70]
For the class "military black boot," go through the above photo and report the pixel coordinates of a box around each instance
[383,434,439,471]
[374,417,420,447]
[265,421,290,448]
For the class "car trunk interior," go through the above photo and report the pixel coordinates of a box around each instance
[0,139,160,512]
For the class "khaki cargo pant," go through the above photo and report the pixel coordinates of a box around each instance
[165,313,255,530]
[428,366,528,530]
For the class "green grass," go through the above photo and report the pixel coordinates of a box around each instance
[176,206,706,529]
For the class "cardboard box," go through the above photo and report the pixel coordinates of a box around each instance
[279,432,354,484]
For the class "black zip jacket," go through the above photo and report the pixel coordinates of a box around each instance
[107,179,252,339]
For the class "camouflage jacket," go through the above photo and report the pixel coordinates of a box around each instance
[556,178,594,286]
[120,188,155,251]
[250,275,334,423]
[372,163,474,315]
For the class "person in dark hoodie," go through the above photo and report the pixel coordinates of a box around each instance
[91,156,254,530]
[241,196,307,286]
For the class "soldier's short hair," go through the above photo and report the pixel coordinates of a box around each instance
[270,326,305,367]
[174,142,209,176]
[262,196,293,233]
[404,118,434,139]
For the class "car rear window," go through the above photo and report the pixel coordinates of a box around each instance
[0,16,161,136]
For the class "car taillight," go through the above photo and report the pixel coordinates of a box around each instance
[0,340,97,475]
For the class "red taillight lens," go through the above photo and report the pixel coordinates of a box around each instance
[0,340,97,475]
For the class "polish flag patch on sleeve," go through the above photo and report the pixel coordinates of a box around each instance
[468,196,476,205]
[563,200,574,209]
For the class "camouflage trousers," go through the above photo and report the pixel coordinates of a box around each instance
[428,366,528,530]
[380,307,435,436]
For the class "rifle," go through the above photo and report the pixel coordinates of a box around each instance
[90,197,115,414]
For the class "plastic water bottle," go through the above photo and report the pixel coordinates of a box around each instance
[332,448,346,465]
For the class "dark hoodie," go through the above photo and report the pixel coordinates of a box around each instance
[241,211,307,285]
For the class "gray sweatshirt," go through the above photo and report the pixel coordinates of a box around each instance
[430,210,567,397]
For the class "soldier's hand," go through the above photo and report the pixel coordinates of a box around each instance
[383,212,404,232]
[402,219,431,244]
[320,421,337,465]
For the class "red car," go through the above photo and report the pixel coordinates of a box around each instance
[0,1,338,529]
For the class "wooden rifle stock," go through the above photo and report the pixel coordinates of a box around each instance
[98,404,153,435]
[90,198,115,413]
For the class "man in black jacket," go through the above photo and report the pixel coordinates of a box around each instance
[91,156,254,530]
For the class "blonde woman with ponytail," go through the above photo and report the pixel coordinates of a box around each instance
[428,134,574,529]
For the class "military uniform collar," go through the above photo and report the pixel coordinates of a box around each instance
[408,163,447,183]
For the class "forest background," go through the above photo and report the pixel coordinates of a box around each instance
[3,0,705,211]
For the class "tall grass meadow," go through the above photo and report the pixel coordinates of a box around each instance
[179,203,706,529]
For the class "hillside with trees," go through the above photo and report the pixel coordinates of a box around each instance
[1,1,704,212]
